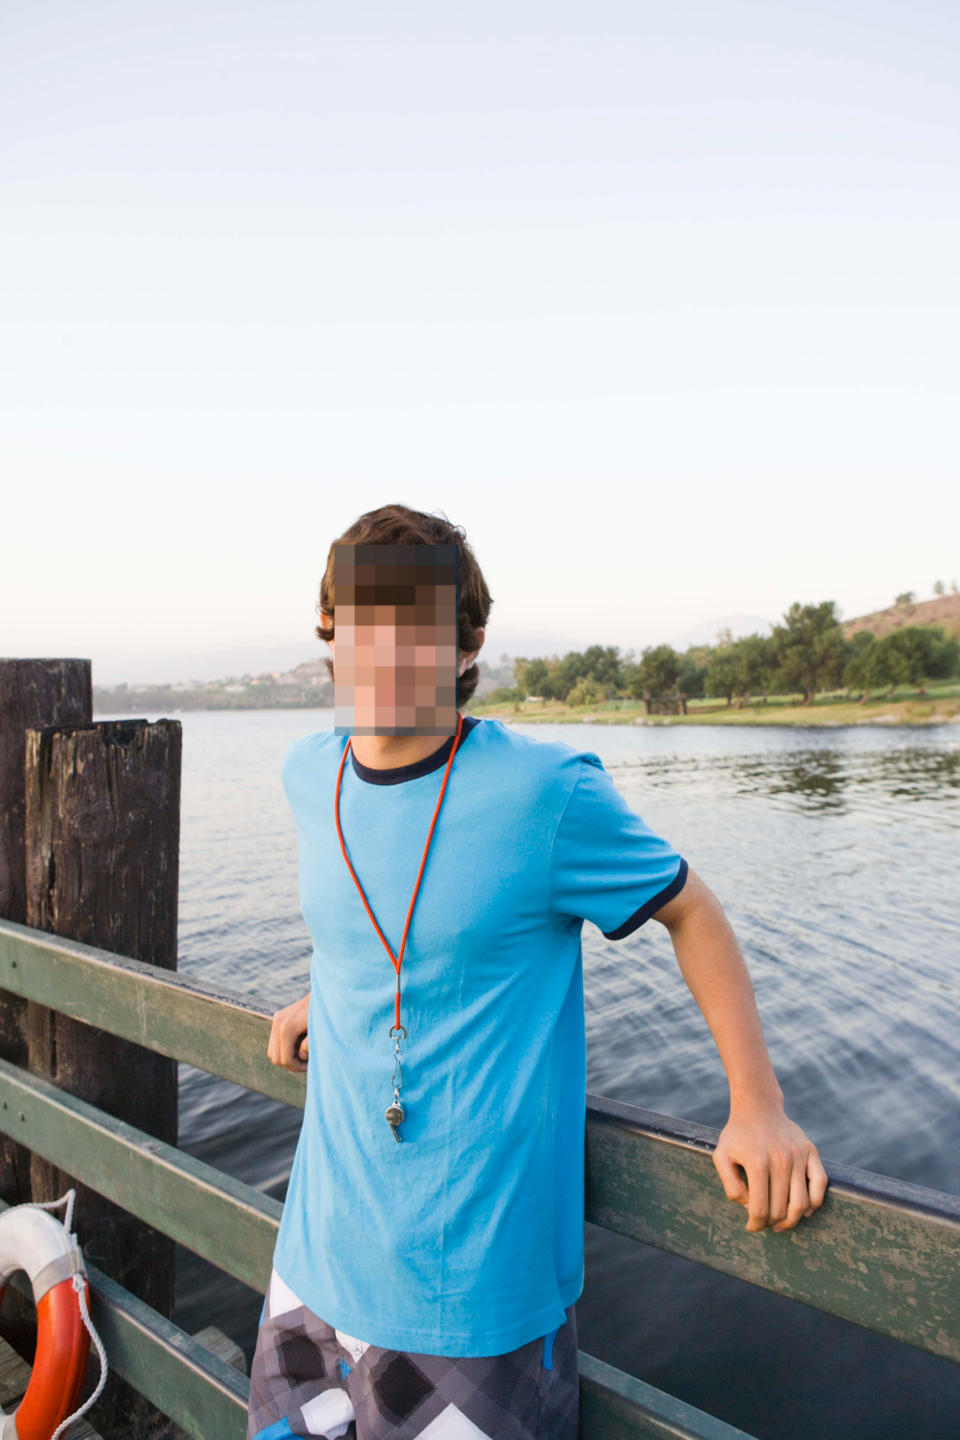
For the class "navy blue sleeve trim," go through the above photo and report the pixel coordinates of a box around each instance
[601,857,689,940]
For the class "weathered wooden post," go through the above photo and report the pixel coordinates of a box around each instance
[23,714,182,1440]
[0,658,92,1362]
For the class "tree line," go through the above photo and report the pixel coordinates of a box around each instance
[501,600,960,709]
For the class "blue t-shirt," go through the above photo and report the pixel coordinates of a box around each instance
[271,715,687,1356]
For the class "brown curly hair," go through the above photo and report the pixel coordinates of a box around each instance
[315,503,493,708]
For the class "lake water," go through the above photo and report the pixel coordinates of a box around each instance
[97,708,960,1439]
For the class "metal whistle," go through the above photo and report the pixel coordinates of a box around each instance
[385,1100,405,1141]
[387,1024,406,1142]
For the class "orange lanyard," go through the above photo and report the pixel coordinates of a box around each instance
[333,711,465,1140]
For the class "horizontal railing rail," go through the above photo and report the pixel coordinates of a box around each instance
[2,917,959,1439]
[584,1097,960,1364]
[0,917,304,1110]
[0,1054,282,1297]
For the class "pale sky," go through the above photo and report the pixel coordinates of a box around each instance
[2,1,958,685]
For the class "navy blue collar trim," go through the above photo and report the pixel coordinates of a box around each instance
[349,714,481,785]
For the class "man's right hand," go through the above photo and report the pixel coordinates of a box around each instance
[267,991,310,1072]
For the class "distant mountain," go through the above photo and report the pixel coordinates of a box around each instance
[477,626,581,663]
[91,625,583,688]
[667,614,775,651]
[94,640,325,688]
[841,592,960,640]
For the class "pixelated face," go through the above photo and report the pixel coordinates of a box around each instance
[330,543,461,736]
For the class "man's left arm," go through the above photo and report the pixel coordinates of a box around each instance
[652,865,829,1234]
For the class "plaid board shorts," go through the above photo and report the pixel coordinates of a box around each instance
[247,1267,580,1440]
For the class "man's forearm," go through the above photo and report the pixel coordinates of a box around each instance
[667,891,784,1112]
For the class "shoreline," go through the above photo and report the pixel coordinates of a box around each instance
[470,699,960,729]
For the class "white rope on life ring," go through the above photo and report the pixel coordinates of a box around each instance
[0,1188,108,1440]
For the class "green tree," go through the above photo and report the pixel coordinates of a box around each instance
[549,650,594,701]
[842,630,877,699]
[638,644,680,697]
[677,650,708,700]
[730,633,777,705]
[883,625,960,695]
[579,644,625,695]
[705,647,741,705]
[622,656,643,701]
[872,634,913,697]
[566,677,605,708]
[928,629,960,680]
[844,631,916,698]
[770,601,847,705]
[514,657,550,697]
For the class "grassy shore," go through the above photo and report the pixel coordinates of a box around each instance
[470,681,960,728]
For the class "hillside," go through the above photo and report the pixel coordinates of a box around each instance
[840,592,960,641]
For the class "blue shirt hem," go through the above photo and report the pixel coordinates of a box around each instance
[271,1253,582,1357]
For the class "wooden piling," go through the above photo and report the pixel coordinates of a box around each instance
[0,660,92,1194]
[22,715,183,1440]
[0,658,92,1363]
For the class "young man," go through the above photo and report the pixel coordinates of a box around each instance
[247,508,828,1440]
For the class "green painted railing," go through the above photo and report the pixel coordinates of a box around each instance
[1,916,958,1439]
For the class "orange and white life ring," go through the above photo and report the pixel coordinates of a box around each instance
[0,1202,91,1440]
